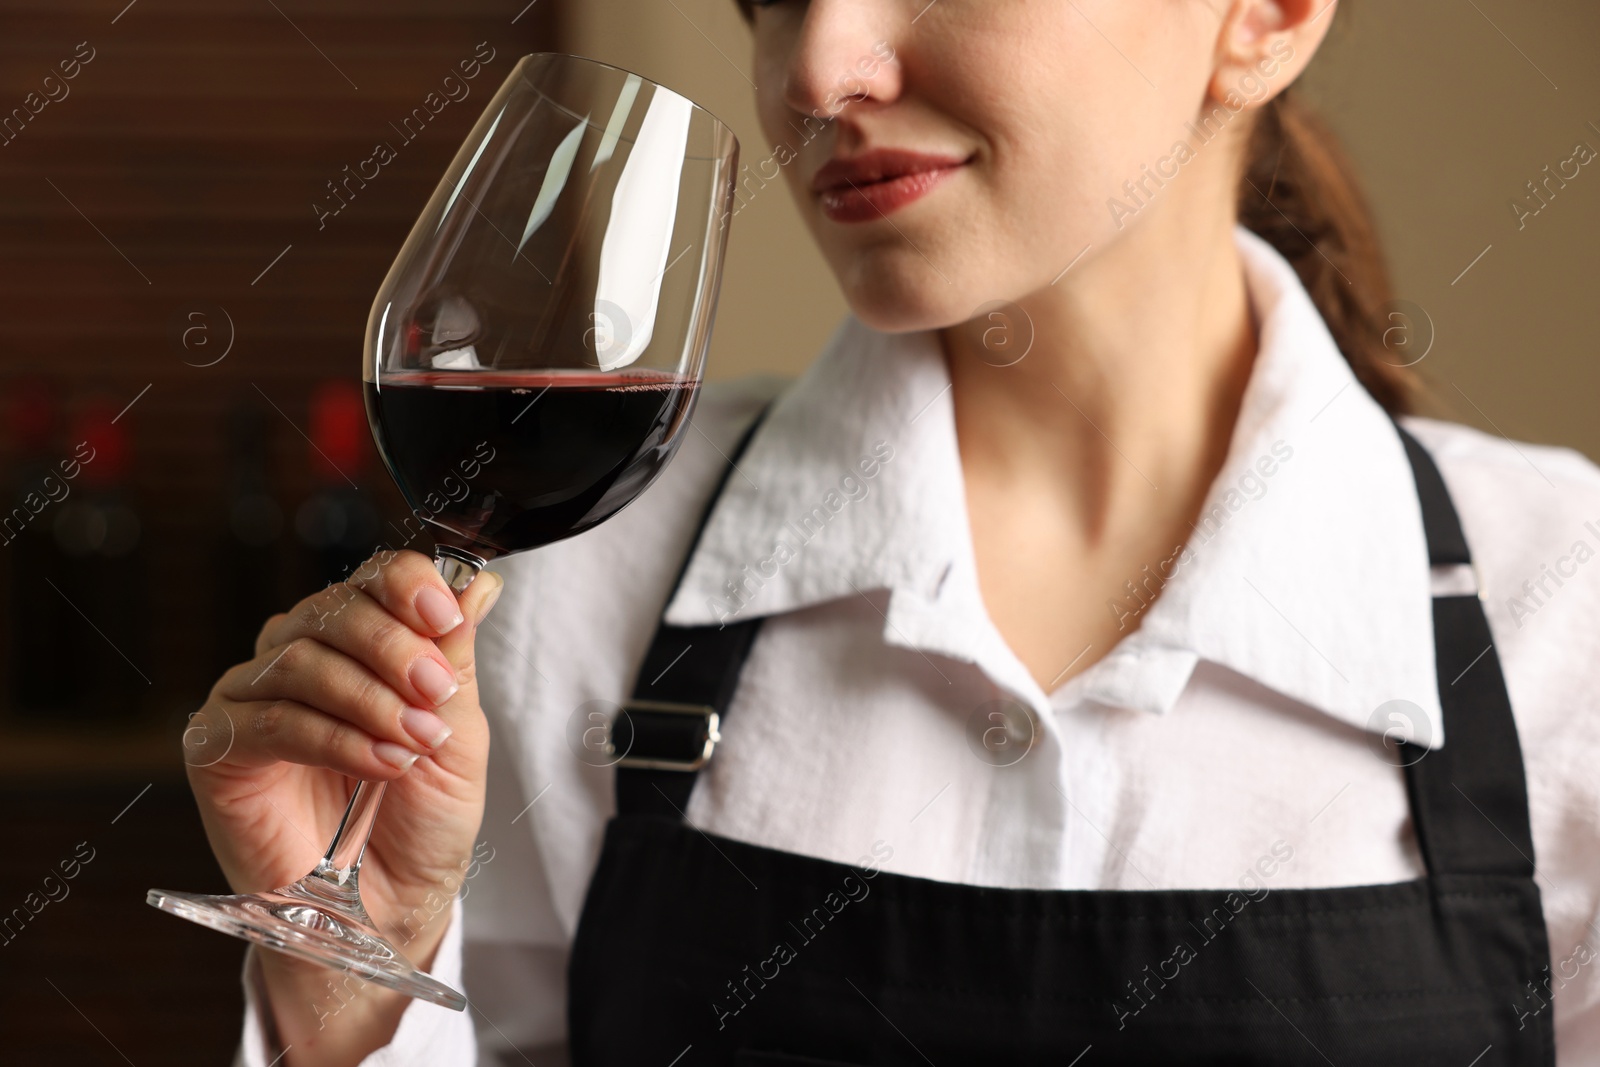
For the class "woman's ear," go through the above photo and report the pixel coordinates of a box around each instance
[1210,0,1337,110]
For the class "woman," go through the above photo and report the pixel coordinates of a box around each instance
[208,0,1600,1063]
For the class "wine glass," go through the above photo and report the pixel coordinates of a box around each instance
[148,52,741,1010]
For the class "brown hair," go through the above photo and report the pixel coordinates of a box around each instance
[1240,89,1417,414]
[730,3,1418,414]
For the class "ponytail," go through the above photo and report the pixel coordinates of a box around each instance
[1239,90,1419,415]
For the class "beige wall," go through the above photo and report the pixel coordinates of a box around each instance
[571,0,1600,459]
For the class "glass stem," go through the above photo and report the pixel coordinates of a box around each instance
[313,779,387,889]
[295,554,477,910]
[434,546,484,594]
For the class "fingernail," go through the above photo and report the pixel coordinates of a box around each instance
[410,656,460,706]
[479,572,505,621]
[416,584,464,635]
[400,706,453,750]
[374,741,419,771]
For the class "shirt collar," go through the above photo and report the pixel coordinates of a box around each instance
[665,225,1443,748]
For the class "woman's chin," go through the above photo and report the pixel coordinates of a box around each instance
[840,278,973,336]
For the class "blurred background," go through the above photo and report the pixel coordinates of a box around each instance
[0,0,1595,1061]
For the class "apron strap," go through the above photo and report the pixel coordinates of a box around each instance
[1395,423,1537,879]
[614,403,770,819]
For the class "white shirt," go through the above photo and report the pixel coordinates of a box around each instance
[238,227,1600,1065]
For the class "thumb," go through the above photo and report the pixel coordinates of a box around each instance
[436,568,504,679]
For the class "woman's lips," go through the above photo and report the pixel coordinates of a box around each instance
[817,164,964,223]
[811,149,971,224]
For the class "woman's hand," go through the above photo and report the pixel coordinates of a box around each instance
[184,549,503,1064]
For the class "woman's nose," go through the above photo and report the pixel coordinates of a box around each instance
[780,0,902,122]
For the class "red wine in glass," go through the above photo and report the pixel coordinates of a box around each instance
[365,369,699,564]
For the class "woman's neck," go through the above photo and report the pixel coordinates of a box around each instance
[942,211,1258,546]
[940,210,1260,689]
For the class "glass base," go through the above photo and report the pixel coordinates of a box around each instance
[147,878,467,1011]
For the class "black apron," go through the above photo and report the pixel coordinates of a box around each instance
[567,412,1555,1066]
